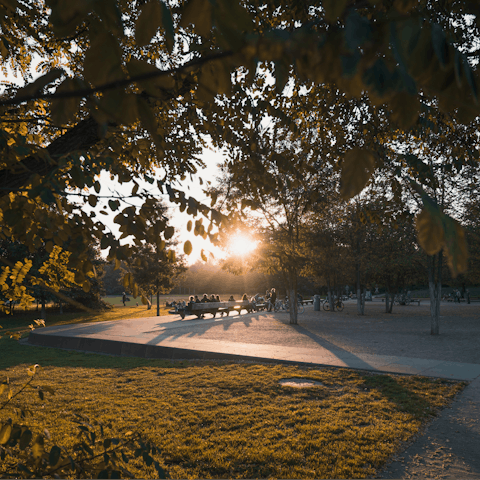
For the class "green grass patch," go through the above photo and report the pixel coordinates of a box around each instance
[1,347,466,479]
[0,304,169,332]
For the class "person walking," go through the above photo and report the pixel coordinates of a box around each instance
[269,288,277,312]
[122,292,127,306]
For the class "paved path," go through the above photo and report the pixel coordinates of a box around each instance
[27,301,480,478]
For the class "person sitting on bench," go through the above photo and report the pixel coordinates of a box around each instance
[201,294,209,303]
[228,295,235,301]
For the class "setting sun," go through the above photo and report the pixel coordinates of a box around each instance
[227,233,258,256]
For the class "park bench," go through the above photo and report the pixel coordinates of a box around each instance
[410,298,421,305]
[171,301,255,319]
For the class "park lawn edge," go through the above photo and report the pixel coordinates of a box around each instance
[0,342,468,479]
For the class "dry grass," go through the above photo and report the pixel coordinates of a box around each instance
[1,360,466,479]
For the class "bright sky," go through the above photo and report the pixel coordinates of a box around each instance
[76,146,227,265]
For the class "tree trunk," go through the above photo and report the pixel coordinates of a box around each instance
[289,286,297,324]
[156,291,160,316]
[41,295,46,320]
[388,293,394,313]
[356,264,365,315]
[0,117,101,194]
[385,283,394,313]
[288,269,298,324]
[327,280,334,312]
[428,253,442,335]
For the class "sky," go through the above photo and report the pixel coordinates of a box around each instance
[76,145,229,265]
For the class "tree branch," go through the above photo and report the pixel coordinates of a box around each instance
[0,50,233,107]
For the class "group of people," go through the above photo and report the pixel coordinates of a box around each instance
[188,294,250,304]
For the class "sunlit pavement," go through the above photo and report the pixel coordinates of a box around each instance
[27,303,480,382]
[26,302,480,479]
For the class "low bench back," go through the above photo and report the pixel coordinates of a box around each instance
[190,301,250,310]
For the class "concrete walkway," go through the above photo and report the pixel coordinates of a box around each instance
[26,302,480,478]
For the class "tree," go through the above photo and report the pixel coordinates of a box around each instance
[207,78,345,323]
[361,203,424,313]
[122,199,186,315]
[1,0,479,307]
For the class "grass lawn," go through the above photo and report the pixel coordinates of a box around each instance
[0,310,468,479]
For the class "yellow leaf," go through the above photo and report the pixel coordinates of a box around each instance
[443,218,468,278]
[27,364,40,376]
[187,220,192,232]
[415,209,444,255]
[123,272,131,289]
[32,434,44,458]
[82,280,91,293]
[183,240,192,255]
[0,424,12,445]
[340,148,375,199]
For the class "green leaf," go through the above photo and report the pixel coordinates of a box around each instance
[180,0,212,37]
[88,195,97,207]
[164,226,174,240]
[19,429,32,450]
[109,200,120,211]
[83,30,123,87]
[49,445,62,467]
[15,69,64,100]
[431,23,448,67]
[160,2,175,52]
[136,0,163,46]
[323,0,349,23]
[51,77,83,126]
[340,148,375,199]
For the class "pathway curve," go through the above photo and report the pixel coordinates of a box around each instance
[26,301,480,478]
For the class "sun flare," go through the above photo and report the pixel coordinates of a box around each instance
[228,233,258,256]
